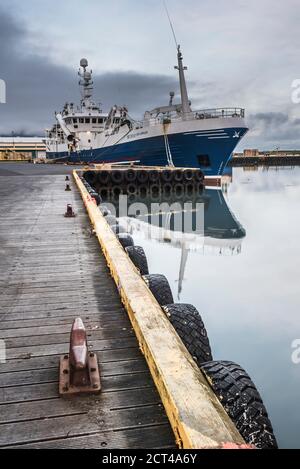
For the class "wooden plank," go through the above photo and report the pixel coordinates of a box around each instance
[0,307,125,322]
[0,315,128,330]
[0,348,142,373]
[0,365,148,388]
[2,418,174,449]
[3,328,134,348]
[0,360,148,387]
[6,424,174,449]
[0,319,131,337]
[0,387,160,423]
[5,337,138,359]
[0,372,154,404]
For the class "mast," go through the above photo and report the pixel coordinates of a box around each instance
[78,58,94,109]
[175,45,191,117]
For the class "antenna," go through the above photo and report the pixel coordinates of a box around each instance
[163,0,178,49]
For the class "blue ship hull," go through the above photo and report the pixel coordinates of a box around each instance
[47,126,247,175]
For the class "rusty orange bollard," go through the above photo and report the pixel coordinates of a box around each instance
[59,318,101,396]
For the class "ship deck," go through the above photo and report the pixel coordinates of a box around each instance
[0,163,174,449]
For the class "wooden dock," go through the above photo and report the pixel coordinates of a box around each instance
[0,163,174,448]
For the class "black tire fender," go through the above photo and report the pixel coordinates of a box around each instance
[183,169,194,182]
[143,274,173,305]
[125,169,137,183]
[174,169,183,182]
[161,169,173,183]
[162,303,212,364]
[111,170,124,184]
[127,184,137,195]
[117,233,134,249]
[125,246,149,275]
[98,171,110,185]
[201,361,278,449]
[83,170,97,185]
[137,170,149,184]
[174,183,184,196]
[148,170,160,183]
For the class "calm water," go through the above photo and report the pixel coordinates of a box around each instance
[110,166,300,448]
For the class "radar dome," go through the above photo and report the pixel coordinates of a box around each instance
[80,58,88,68]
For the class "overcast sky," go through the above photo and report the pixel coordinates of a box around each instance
[0,0,300,149]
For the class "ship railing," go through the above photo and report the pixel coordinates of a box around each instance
[192,107,245,119]
[135,107,245,128]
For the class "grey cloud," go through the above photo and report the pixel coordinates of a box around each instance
[243,111,300,149]
[251,112,289,125]
[0,9,178,135]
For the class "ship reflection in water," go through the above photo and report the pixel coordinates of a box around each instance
[107,181,245,299]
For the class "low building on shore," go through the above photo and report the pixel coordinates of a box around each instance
[0,137,46,161]
[233,148,300,158]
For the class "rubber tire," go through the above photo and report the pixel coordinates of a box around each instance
[161,169,173,183]
[174,169,183,182]
[99,187,110,199]
[98,171,110,185]
[201,361,278,449]
[125,169,137,183]
[125,246,149,275]
[137,170,148,184]
[104,215,117,226]
[111,170,124,184]
[126,183,137,195]
[149,183,160,195]
[83,170,97,185]
[163,304,212,364]
[194,169,204,183]
[143,274,173,306]
[89,191,101,206]
[185,183,194,195]
[138,185,148,198]
[111,224,126,234]
[148,170,160,183]
[162,183,172,194]
[174,183,184,196]
[183,169,193,182]
[117,233,134,249]
[111,186,122,197]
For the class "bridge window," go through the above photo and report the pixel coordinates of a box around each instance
[197,154,211,167]
[92,118,97,124]
[79,118,84,123]
[85,118,90,124]
[73,118,77,123]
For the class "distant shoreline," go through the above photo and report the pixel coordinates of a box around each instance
[230,155,300,167]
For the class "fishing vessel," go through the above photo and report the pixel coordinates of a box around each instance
[45,48,248,175]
